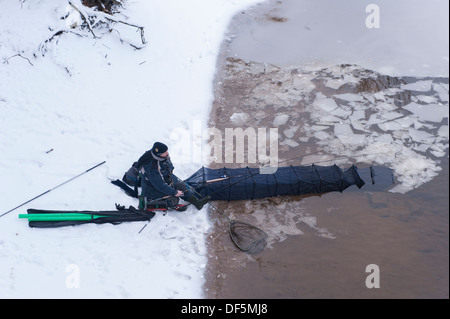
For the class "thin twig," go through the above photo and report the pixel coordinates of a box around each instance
[3,54,34,66]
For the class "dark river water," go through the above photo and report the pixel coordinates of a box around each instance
[204,0,449,299]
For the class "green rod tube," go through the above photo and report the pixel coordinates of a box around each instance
[18,213,109,221]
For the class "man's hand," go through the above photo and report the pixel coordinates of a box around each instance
[175,190,184,197]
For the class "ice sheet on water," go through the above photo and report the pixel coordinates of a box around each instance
[401,80,433,92]
[438,125,449,138]
[324,78,345,90]
[281,138,299,148]
[403,102,449,123]
[334,124,367,145]
[416,95,437,104]
[377,117,416,132]
[272,113,290,126]
[408,128,436,144]
[301,66,449,193]
[334,93,366,103]
[283,126,299,138]
[433,83,449,103]
[314,131,331,141]
[380,111,404,121]
[313,93,339,112]
[221,59,448,195]
[330,106,352,118]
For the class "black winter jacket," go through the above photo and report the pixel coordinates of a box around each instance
[140,152,178,199]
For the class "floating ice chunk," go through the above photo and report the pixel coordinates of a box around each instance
[385,88,405,95]
[350,109,366,120]
[377,116,416,131]
[230,112,250,126]
[334,124,366,145]
[281,138,299,147]
[389,184,412,194]
[342,73,359,85]
[292,75,316,91]
[401,80,433,92]
[314,130,331,141]
[433,83,449,102]
[311,125,330,131]
[376,121,398,131]
[392,130,408,140]
[350,119,368,132]
[362,141,402,161]
[300,154,328,165]
[403,102,449,123]
[376,122,398,132]
[416,95,437,104]
[283,126,298,138]
[438,93,449,103]
[375,134,394,144]
[273,113,290,126]
[254,110,266,120]
[372,91,387,101]
[314,115,343,124]
[376,102,397,111]
[334,93,365,103]
[430,143,448,157]
[413,143,432,153]
[437,125,449,138]
[361,92,376,104]
[434,83,449,92]
[380,111,403,121]
[315,96,339,112]
[330,107,352,118]
[324,78,344,90]
[390,153,441,194]
[366,114,380,126]
[298,136,310,142]
[408,127,436,143]
[413,120,424,130]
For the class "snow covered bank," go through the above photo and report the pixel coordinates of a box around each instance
[0,0,263,298]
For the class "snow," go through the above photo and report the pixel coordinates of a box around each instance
[0,0,263,298]
[1,0,448,299]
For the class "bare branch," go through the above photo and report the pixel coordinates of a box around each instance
[3,54,34,66]
[70,0,146,44]
[69,1,98,38]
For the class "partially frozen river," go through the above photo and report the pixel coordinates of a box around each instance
[204,0,449,298]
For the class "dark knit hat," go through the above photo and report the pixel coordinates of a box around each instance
[152,142,168,155]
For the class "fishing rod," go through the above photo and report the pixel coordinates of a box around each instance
[0,161,106,219]
[262,150,393,169]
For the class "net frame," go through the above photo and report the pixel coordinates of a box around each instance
[229,220,268,254]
